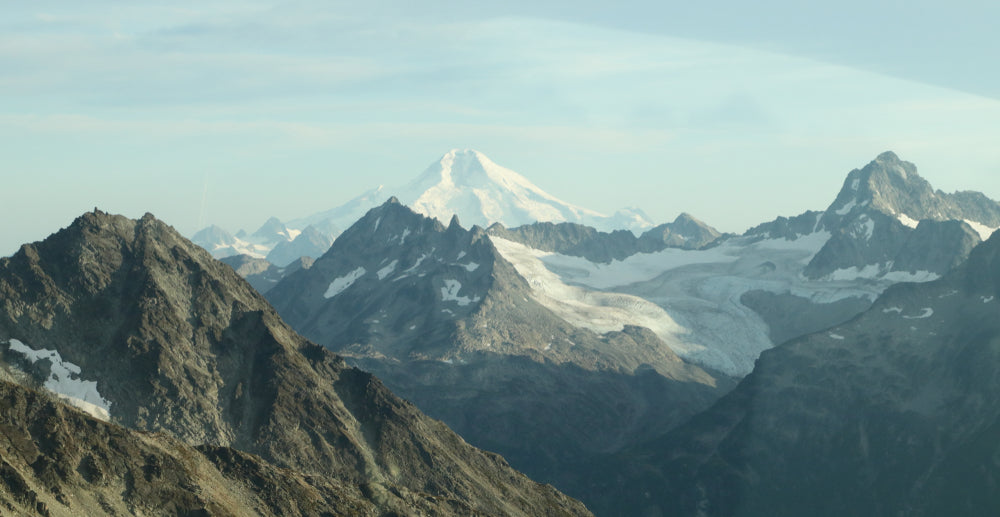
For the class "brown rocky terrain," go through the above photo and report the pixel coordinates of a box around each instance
[0,210,590,516]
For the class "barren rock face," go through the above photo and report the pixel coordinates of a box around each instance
[0,209,592,517]
[265,199,730,506]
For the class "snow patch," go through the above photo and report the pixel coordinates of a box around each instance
[377,260,398,280]
[825,263,939,283]
[883,306,903,313]
[850,179,860,191]
[456,251,467,260]
[373,216,382,232]
[440,279,481,306]
[403,250,433,274]
[829,333,845,340]
[983,296,994,303]
[461,262,480,272]
[903,308,934,319]
[323,267,366,298]
[965,219,998,241]
[496,236,740,290]
[897,213,919,229]
[7,339,111,421]
[882,270,940,283]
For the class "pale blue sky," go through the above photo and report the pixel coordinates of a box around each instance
[2,1,999,255]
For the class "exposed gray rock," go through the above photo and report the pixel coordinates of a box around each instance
[638,212,724,251]
[0,209,592,517]
[587,231,1000,517]
[485,213,723,264]
[266,199,731,510]
[739,290,872,345]
[801,151,1000,279]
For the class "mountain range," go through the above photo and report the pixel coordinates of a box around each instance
[8,149,1000,516]
[193,149,655,266]
[587,213,1000,517]
[249,150,1000,513]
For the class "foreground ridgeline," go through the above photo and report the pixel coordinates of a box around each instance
[0,210,592,516]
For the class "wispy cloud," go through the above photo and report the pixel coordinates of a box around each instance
[2,2,999,256]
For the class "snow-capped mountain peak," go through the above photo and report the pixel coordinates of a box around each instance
[406,149,605,230]
[194,149,656,262]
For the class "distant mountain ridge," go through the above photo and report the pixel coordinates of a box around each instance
[487,212,724,264]
[192,149,658,263]
[218,150,1000,515]
[481,152,1000,377]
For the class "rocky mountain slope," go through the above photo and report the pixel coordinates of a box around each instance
[799,151,996,279]
[0,210,591,516]
[486,212,723,264]
[265,198,731,506]
[0,377,390,516]
[587,223,1000,517]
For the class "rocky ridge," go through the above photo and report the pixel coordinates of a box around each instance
[265,199,731,508]
[0,210,591,516]
[486,212,723,264]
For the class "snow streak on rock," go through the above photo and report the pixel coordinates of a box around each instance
[7,339,111,420]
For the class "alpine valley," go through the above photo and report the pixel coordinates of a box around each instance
[209,149,1000,514]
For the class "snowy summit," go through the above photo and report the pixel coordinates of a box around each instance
[195,149,655,263]
[312,149,654,233]
[406,149,606,230]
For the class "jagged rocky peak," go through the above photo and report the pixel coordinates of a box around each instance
[347,196,446,243]
[639,212,724,250]
[0,209,592,516]
[265,198,500,360]
[252,216,289,239]
[826,151,1000,228]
